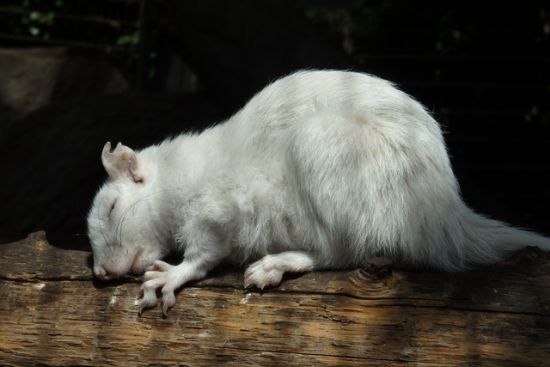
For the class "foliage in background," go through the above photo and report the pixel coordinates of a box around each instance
[0,0,141,80]
[20,0,60,38]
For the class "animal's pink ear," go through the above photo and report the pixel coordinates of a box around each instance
[101,142,144,183]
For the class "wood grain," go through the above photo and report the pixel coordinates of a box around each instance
[1,232,549,366]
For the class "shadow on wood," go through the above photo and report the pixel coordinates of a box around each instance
[1,232,549,366]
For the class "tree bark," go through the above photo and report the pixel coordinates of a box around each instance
[1,232,549,366]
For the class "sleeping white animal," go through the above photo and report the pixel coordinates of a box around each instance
[87,70,550,315]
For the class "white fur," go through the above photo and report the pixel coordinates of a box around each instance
[87,70,550,313]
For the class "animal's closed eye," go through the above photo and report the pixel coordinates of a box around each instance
[109,199,117,217]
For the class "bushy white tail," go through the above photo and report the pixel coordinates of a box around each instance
[436,206,550,271]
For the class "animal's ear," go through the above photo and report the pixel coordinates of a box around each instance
[101,142,144,183]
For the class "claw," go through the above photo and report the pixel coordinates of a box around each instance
[136,285,158,315]
[137,301,155,315]
[161,291,176,317]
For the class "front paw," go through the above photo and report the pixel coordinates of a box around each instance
[137,260,178,316]
[244,256,284,290]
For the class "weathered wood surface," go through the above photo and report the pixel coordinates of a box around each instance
[1,232,550,366]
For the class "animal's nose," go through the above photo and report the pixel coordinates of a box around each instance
[94,265,114,280]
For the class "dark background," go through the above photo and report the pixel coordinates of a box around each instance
[0,0,549,250]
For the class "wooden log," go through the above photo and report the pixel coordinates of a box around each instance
[1,231,549,366]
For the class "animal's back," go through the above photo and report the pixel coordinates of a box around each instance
[211,71,453,268]
[222,70,440,172]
